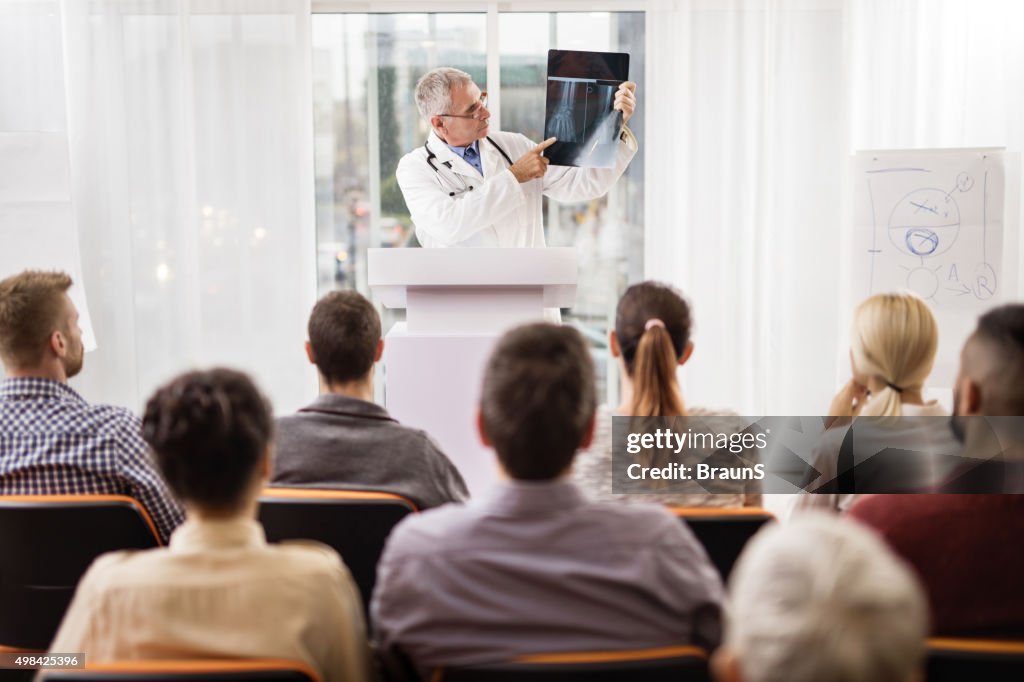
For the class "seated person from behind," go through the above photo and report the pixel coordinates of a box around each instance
[572,281,761,507]
[272,290,467,509]
[49,369,371,682]
[0,270,182,543]
[795,292,954,514]
[849,304,1024,638]
[713,513,927,682]
[372,323,724,678]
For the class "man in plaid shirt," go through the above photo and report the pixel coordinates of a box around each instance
[0,271,183,542]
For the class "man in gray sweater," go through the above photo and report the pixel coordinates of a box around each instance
[372,324,723,679]
[272,290,468,509]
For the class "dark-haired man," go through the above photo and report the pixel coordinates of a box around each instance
[850,304,1024,638]
[273,290,467,509]
[372,323,724,677]
[0,270,183,542]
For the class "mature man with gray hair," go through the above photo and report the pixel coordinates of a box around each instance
[712,514,928,682]
[396,66,638,248]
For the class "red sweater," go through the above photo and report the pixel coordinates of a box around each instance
[848,494,1024,638]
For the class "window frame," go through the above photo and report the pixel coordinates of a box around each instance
[311,1,647,404]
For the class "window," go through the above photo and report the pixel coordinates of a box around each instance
[311,9,645,400]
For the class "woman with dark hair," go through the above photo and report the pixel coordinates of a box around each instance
[573,282,761,507]
[49,368,371,682]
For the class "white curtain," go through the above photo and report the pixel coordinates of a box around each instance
[3,0,318,413]
[6,0,1024,419]
[646,0,1024,416]
[0,2,97,351]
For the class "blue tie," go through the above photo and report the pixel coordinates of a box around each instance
[464,145,482,176]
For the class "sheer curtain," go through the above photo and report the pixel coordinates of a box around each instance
[6,0,1024,418]
[646,0,845,415]
[57,0,317,413]
[0,1,99,348]
[646,0,1024,416]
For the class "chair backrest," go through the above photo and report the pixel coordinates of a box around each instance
[925,637,1024,682]
[257,487,417,612]
[40,659,320,682]
[667,507,775,580]
[0,494,162,650]
[435,645,710,682]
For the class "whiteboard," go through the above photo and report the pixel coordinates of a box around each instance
[852,149,1008,386]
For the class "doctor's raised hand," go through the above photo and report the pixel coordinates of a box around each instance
[614,81,637,125]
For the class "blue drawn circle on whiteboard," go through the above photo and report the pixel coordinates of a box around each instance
[888,188,959,258]
[905,228,940,256]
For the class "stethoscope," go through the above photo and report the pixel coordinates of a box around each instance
[425,136,514,197]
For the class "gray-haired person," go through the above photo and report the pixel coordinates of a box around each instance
[396,66,638,248]
[712,513,928,682]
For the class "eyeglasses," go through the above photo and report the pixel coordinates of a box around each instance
[439,92,488,120]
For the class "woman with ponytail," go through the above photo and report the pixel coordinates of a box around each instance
[796,292,953,514]
[573,281,761,507]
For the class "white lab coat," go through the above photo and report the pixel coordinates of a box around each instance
[396,128,638,248]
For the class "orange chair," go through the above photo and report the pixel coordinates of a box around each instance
[433,645,710,682]
[258,488,417,612]
[0,495,161,650]
[0,642,44,682]
[925,637,1024,681]
[39,659,319,681]
[667,507,775,580]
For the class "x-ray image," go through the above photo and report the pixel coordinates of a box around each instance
[544,50,629,167]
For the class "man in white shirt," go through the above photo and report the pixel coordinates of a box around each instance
[397,67,638,248]
[49,368,371,682]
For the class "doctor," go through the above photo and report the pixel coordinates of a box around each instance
[397,67,638,248]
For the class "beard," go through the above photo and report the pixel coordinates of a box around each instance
[949,386,966,444]
[64,341,84,379]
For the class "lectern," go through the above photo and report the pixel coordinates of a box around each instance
[368,248,577,494]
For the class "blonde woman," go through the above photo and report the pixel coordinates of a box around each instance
[796,292,954,513]
[572,281,761,508]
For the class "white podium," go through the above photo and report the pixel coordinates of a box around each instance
[368,248,577,494]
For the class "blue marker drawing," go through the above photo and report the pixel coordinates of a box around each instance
[867,178,877,293]
[905,229,940,256]
[983,170,987,263]
[861,153,1001,311]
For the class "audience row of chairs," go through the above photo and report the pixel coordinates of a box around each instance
[2,492,1022,681]
[0,492,771,649]
[4,641,1023,681]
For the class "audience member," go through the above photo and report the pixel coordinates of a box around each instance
[796,292,954,513]
[850,304,1024,638]
[573,281,760,506]
[49,368,371,681]
[0,270,182,543]
[273,290,467,509]
[372,323,724,678]
[713,513,927,682]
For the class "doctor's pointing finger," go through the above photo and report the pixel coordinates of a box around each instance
[510,137,557,184]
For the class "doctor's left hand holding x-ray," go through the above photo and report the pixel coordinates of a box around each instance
[396,67,639,249]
